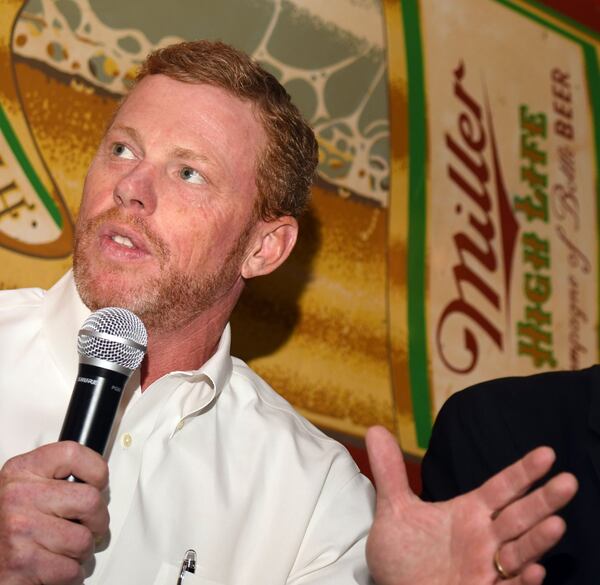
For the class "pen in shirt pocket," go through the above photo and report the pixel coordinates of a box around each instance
[176,549,196,585]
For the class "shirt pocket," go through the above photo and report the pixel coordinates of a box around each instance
[152,561,226,585]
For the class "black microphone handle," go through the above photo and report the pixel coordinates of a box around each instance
[59,362,130,462]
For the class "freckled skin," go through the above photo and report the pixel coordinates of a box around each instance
[74,75,268,335]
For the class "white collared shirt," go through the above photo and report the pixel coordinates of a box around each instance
[0,271,375,584]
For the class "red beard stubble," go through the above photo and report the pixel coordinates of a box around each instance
[73,207,252,332]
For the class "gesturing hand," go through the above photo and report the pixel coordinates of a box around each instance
[0,441,109,585]
[365,426,577,585]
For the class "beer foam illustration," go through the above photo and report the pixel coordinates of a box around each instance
[11,0,390,206]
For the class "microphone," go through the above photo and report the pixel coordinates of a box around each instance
[58,307,147,460]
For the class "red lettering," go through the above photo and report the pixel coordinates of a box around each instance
[555,120,574,140]
[436,61,504,374]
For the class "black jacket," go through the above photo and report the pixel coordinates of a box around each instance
[421,365,600,585]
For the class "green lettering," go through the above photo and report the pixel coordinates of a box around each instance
[522,232,550,270]
[514,189,548,222]
[517,322,556,367]
[520,105,547,137]
[524,273,551,304]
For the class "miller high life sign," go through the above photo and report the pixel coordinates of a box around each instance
[386,0,600,453]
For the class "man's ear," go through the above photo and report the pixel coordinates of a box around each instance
[241,216,298,279]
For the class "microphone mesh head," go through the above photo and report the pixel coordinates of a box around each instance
[78,307,147,371]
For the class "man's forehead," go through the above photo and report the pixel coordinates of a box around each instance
[110,75,265,140]
[122,75,249,113]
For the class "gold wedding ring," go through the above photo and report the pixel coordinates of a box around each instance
[493,549,512,580]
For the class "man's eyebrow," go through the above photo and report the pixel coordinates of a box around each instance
[110,125,143,144]
[170,146,210,163]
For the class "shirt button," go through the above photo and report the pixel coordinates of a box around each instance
[121,433,133,448]
[175,420,185,432]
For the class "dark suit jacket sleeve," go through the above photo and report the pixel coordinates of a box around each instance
[420,382,521,500]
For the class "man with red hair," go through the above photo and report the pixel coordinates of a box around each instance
[0,40,575,585]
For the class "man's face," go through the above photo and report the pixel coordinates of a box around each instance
[73,74,267,331]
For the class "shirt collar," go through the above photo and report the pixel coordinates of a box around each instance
[163,324,233,433]
[168,323,233,390]
[42,269,91,391]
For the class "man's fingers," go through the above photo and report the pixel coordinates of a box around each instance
[49,442,108,490]
[36,481,109,537]
[365,426,412,503]
[495,515,566,581]
[1,464,109,537]
[1,510,87,583]
[493,472,577,542]
[475,446,556,512]
[15,545,84,585]
[3,442,108,490]
[15,508,96,562]
[503,563,546,585]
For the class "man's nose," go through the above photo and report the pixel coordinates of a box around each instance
[113,163,157,214]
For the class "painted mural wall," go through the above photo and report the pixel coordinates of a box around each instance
[0,0,598,456]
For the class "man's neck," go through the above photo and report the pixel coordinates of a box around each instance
[139,302,235,391]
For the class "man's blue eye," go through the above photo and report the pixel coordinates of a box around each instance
[112,143,135,159]
[180,167,205,184]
